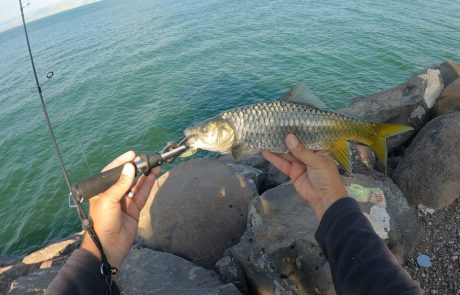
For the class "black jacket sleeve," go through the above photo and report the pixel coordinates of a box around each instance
[47,248,119,295]
[315,197,422,295]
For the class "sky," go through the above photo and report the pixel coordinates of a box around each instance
[0,0,100,32]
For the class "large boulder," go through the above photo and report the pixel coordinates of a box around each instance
[342,172,420,261]
[21,232,82,265]
[221,182,334,295]
[339,67,443,151]
[0,233,81,294]
[138,158,258,269]
[7,266,61,295]
[118,248,241,295]
[432,78,460,117]
[393,112,460,209]
[437,61,460,87]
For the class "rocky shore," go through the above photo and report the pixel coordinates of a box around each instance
[1,62,459,294]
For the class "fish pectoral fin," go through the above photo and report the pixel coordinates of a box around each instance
[280,82,327,109]
[330,139,352,174]
[231,144,255,161]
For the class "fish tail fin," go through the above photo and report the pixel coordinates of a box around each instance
[369,123,414,170]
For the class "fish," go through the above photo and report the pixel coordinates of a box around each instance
[184,83,413,172]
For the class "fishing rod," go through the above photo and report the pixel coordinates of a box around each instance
[18,0,190,208]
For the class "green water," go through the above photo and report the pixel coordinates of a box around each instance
[0,0,458,256]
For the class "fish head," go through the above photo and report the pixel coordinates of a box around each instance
[184,116,235,153]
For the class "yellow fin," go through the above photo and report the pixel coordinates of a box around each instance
[370,123,414,170]
[330,139,351,174]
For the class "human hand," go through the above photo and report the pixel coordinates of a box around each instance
[80,151,159,269]
[262,134,347,220]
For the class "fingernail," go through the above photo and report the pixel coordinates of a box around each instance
[286,134,298,150]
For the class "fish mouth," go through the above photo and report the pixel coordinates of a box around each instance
[183,128,197,146]
[185,135,197,146]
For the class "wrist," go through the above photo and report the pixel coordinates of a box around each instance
[81,233,102,262]
[311,190,347,221]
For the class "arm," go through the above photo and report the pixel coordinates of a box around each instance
[263,134,422,295]
[316,197,421,294]
[48,151,159,295]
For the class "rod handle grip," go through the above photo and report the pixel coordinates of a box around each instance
[71,164,132,202]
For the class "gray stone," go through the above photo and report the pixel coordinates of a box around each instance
[393,113,460,209]
[223,182,334,295]
[118,248,241,295]
[0,263,40,294]
[7,266,61,295]
[226,163,266,193]
[339,66,444,151]
[262,163,290,191]
[22,232,83,265]
[216,256,248,294]
[342,172,420,261]
[436,61,460,88]
[138,158,258,269]
[0,256,21,268]
[432,78,460,117]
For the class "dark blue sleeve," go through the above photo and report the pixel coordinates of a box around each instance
[315,197,422,295]
[47,248,119,295]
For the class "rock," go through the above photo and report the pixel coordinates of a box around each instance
[432,78,460,117]
[0,256,21,268]
[138,158,258,269]
[7,266,61,295]
[118,248,241,295]
[215,256,248,294]
[218,154,270,173]
[0,263,41,294]
[436,61,460,87]
[22,232,83,265]
[393,113,460,209]
[225,163,266,193]
[223,182,334,295]
[339,67,444,150]
[342,172,420,260]
[262,163,290,191]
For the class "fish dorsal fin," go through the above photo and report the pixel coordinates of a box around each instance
[280,83,326,109]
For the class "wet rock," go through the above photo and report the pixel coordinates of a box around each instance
[118,248,241,295]
[22,232,83,265]
[433,78,460,117]
[7,266,61,295]
[342,172,420,260]
[138,158,258,269]
[436,61,460,87]
[339,66,443,151]
[393,113,460,209]
[223,182,333,295]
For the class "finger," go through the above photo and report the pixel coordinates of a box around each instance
[132,172,157,211]
[102,150,136,172]
[285,134,321,168]
[262,151,291,175]
[277,152,300,164]
[102,163,135,202]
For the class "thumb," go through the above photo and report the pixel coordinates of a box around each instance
[285,134,320,168]
[102,163,135,203]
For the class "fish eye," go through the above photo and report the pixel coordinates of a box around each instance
[200,126,208,133]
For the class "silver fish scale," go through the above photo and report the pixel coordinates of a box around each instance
[221,101,377,153]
